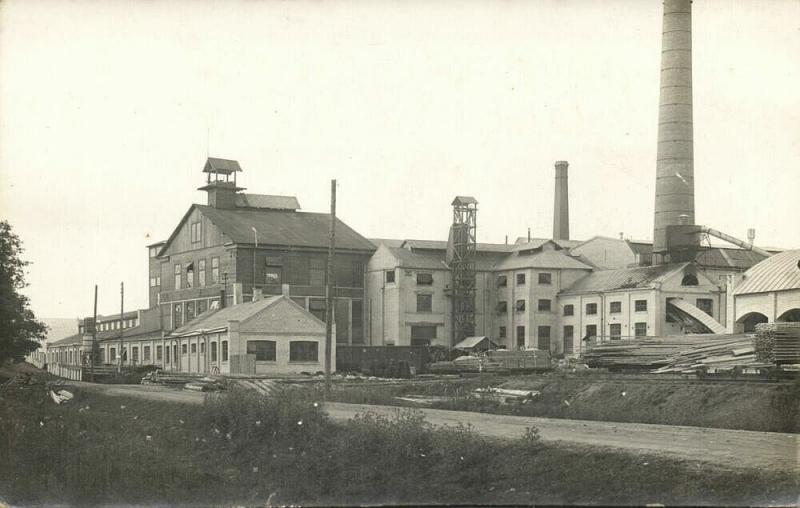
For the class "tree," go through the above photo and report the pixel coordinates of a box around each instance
[0,220,47,363]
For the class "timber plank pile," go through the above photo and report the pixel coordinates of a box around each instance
[583,335,764,372]
[582,337,714,370]
[651,334,765,374]
[755,323,800,365]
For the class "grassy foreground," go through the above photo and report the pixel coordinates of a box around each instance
[328,374,800,433]
[0,377,797,506]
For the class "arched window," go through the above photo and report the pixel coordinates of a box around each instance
[681,274,699,286]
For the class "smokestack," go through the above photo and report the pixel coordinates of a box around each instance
[653,0,696,263]
[553,161,570,241]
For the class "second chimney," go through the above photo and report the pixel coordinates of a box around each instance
[553,161,570,241]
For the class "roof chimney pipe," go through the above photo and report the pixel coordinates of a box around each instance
[653,0,696,264]
[553,160,570,241]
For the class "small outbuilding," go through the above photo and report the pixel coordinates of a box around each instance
[168,294,334,376]
[453,336,498,352]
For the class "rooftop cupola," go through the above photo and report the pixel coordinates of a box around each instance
[198,157,245,209]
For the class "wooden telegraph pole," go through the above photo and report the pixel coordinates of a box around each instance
[91,285,97,382]
[324,179,336,396]
[118,282,124,373]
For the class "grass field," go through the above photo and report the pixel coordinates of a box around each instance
[327,373,800,433]
[1,373,797,506]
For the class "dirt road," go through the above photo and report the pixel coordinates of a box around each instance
[80,383,799,473]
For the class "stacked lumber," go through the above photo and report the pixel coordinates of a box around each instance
[756,323,800,365]
[582,337,714,370]
[141,370,225,391]
[582,335,768,372]
[652,334,767,374]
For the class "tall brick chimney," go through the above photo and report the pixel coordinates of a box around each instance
[553,160,570,241]
[653,0,696,264]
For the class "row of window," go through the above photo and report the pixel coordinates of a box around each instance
[105,340,230,364]
[246,340,319,362]
[93,318,138,332]
[174,257,221,290]
[568,298,712,317]
[496,299,552,314]
[385,270,433,285]
[496,272,551,287]
[497,322,650,349]
[173,298,220,328]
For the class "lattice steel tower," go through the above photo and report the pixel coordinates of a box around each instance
[448,196,478,345]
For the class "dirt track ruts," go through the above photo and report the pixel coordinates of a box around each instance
[80,383,799,474]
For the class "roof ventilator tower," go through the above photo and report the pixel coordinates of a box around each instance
[446,196,478,345]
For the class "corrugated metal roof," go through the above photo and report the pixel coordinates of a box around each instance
[402,239,513,253]
[49,333,83,347]
[454,336,496,350]
[386,247,498,271]
[493,250,593,271]
[41,318,80,345]
[369,238,406,248]
[561,263,688,294]
[170,296,283,336]
[388,247,447,270]
[235,194,301,211]
[514,237,582,249]
[203,157,242,173]
[733,250,800,295]
[452,196,478,205]
[196,205,375,252]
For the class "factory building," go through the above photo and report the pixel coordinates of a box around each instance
[366,236,593,354]
[149,157,375,345]
[366,240,507,347]
[732,250,800,331]
[559,263,725,350]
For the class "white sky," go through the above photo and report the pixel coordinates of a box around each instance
[1,0,798,319]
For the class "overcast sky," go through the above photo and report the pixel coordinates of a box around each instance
[1,0,798,319]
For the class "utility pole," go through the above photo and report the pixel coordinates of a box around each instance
[118,282,124,373]
[252,226,258,299]
[324,179,336,396]
[91,285,97,382]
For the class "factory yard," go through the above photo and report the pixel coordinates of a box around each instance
[78,379,799,474]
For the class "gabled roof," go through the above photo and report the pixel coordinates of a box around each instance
[734,250,800,295]
[401,239,512,253]
[170,296,285,336]
[41,318,80,345]
[452,196,478,206]
[514,237,582,249]
[160,204,376,255]
[369,238,406,248]
[49,333,83,347]
[493,249,593,271]
[235,194,300,211]
[203,157,242,174]
[561,262,690,294]
[388,247,448,270]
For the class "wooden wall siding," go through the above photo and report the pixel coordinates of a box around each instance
[162,207,227,256]
[160,245,236,292]
[236,248,368,289]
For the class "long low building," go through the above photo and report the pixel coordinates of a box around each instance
[732,249,800,331]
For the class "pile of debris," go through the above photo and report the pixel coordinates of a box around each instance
[652,335,765,374]
[141,370,225,392]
